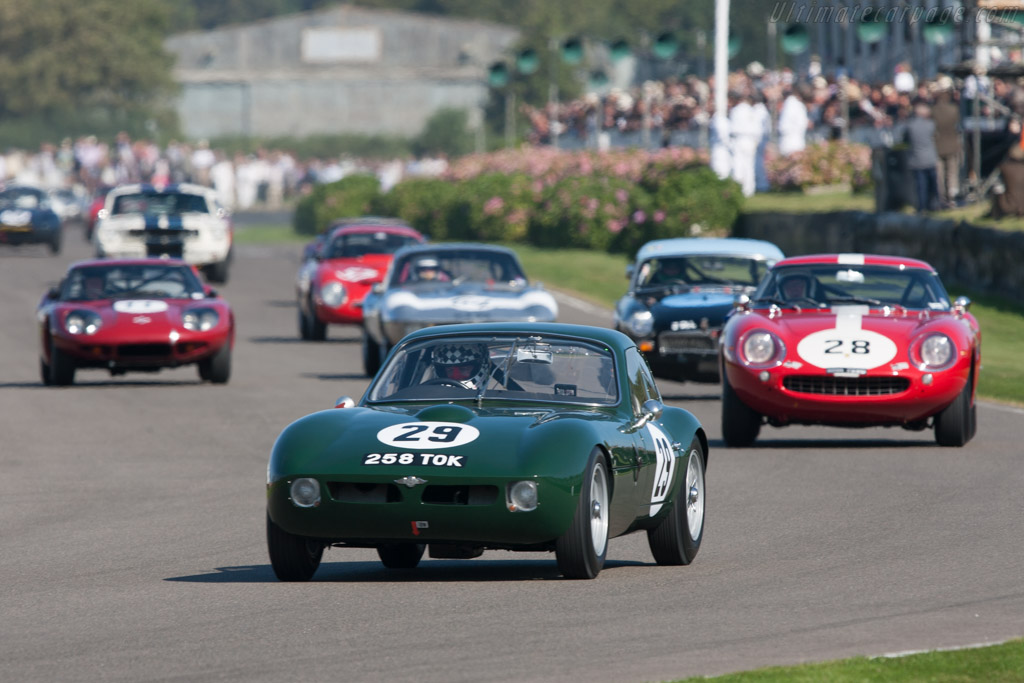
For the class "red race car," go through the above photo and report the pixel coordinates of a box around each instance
[38,258,234,386]
[719,253,980,447]
[295,218,425,340]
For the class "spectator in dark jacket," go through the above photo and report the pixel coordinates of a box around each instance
[902,101,939,213]
[931,80,961,208]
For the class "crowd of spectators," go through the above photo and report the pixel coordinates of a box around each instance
[0,135,450,212]
[520,58,1024,210]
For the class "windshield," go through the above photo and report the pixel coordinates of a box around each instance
[0,188,43,209]
[368,335,618,405]
[755,264,951,310]
[111,192,209,216]
[635,255,770,291]
[391,250,527,286]
[62,263,206,301]
[325,230,420,259]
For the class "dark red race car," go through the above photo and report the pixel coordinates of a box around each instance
[295,218,425,340]
[38,258,235,386]
[719,253,981,447]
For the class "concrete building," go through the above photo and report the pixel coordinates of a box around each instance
[164,5,520,140]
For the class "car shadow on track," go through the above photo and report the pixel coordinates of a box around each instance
[303,372,371,381]
[709,437,936,450]
[0,379,203,389]
[165,559,649,583]
[248,335,360,344]
[660,393,721,403]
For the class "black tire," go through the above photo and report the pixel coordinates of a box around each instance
[362,329,382,376]
[297,302,312,340]
[647,438,706,565]
[376,543,425,569]
[266,513,324,582]
[305,296,326,341]
[40,357,53,386]
[935,380,973,447]
[721,369,760,447]
[198,343,231,384]
[555,450,610,579]
[205,260,229,285]
[49,339,76,386]
[49,230,62,255]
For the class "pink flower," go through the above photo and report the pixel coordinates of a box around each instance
[483,196,504,215]
[607,219,625,234]
[654,210,666,223]
[615,189,629,203]
[632,210,647,224]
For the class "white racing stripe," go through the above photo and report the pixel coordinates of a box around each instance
[837,253,865,265]
[833,304,869,331]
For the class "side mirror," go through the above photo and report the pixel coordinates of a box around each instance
[625,263,635,280]
[46,286,60,300]
[733,293,751,310]
[205,287,218,298]
[953,295,971,314]
[334,396,355,409]
[371,282,385,295]
[97,208,108,220]
[631,398,664,430]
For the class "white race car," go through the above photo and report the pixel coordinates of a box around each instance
[93,183,233,283]
[360,244,559,376]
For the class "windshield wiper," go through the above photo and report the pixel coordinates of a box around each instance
[828,296,883,306]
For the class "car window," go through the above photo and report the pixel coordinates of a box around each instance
[326,231,419,259]
[637,256,769,290]
[624,348,653,416]
[392,251,527,286]
[757,265,951,309]
[112,192,209,216]
[63,264,205,301]
[368,335,618,405]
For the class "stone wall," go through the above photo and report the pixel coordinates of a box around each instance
[732,211,1024,304]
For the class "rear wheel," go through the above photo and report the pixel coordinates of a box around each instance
[376,543,425,569]
[721,369,760,447]
[49,339,76,386]
[266,513,324,582]
[307,296,327,341]
[555,451,609,579]
[198,344,231,384]
[647,438,705,565]
[935,380,973,447]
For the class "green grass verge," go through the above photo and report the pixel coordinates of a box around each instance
[235,224,1024,404]
[668,638,1024,682]
[744,190,1024,231]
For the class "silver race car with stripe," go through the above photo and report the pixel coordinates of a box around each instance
[360,244,558,376]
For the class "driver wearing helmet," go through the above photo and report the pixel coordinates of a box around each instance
[414,257,446,282]
[430,342,489,389]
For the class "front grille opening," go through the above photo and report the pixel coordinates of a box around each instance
[118,344,173,358]
[783,375,911,396]
[658,332,716,354]
[327,482,402,503]
[421,485,498,506]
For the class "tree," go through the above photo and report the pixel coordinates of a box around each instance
[0,0,177,120]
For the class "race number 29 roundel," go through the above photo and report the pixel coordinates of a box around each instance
[377,422,480,449]
[796,305,897,371]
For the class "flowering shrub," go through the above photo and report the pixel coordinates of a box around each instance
[294,173,381,235]
[765,140,873,191]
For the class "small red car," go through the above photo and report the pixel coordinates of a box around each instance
[719,254,980,447]
[38,258,234,386]
[295,218,425,340]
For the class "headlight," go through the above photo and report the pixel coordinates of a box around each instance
[289,478,321,508]
[741,329,784,366]
[628,310,654,337]
[65,310,102,335]
[320,281,346,308]
[914,333,955,370]
[182,309,219,331]
[507,480,538,512]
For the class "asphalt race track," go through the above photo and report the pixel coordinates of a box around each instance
[2,218,1022,683]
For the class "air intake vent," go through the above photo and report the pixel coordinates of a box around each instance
[783,375,910,396]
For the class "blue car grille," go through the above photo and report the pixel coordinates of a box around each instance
[658,331,716,354]
[783,375,911,396]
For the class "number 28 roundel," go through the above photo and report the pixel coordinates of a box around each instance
[796,328,897,370]
[377,422,480,449]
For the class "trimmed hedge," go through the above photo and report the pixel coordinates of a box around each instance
[297,150,743,255]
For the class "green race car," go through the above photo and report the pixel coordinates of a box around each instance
[266,322,708,580]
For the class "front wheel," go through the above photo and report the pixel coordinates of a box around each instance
[198,343,231,384]
[647,438,706,565]
[49,339,76,386]
[555,450,610,579]
[721,368,760,447]
[935,380,973,447]
[266,513,324,581]
[376,543,425,569]
[361,329,381,376]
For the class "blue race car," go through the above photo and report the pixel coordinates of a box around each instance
[0,186,62,254]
